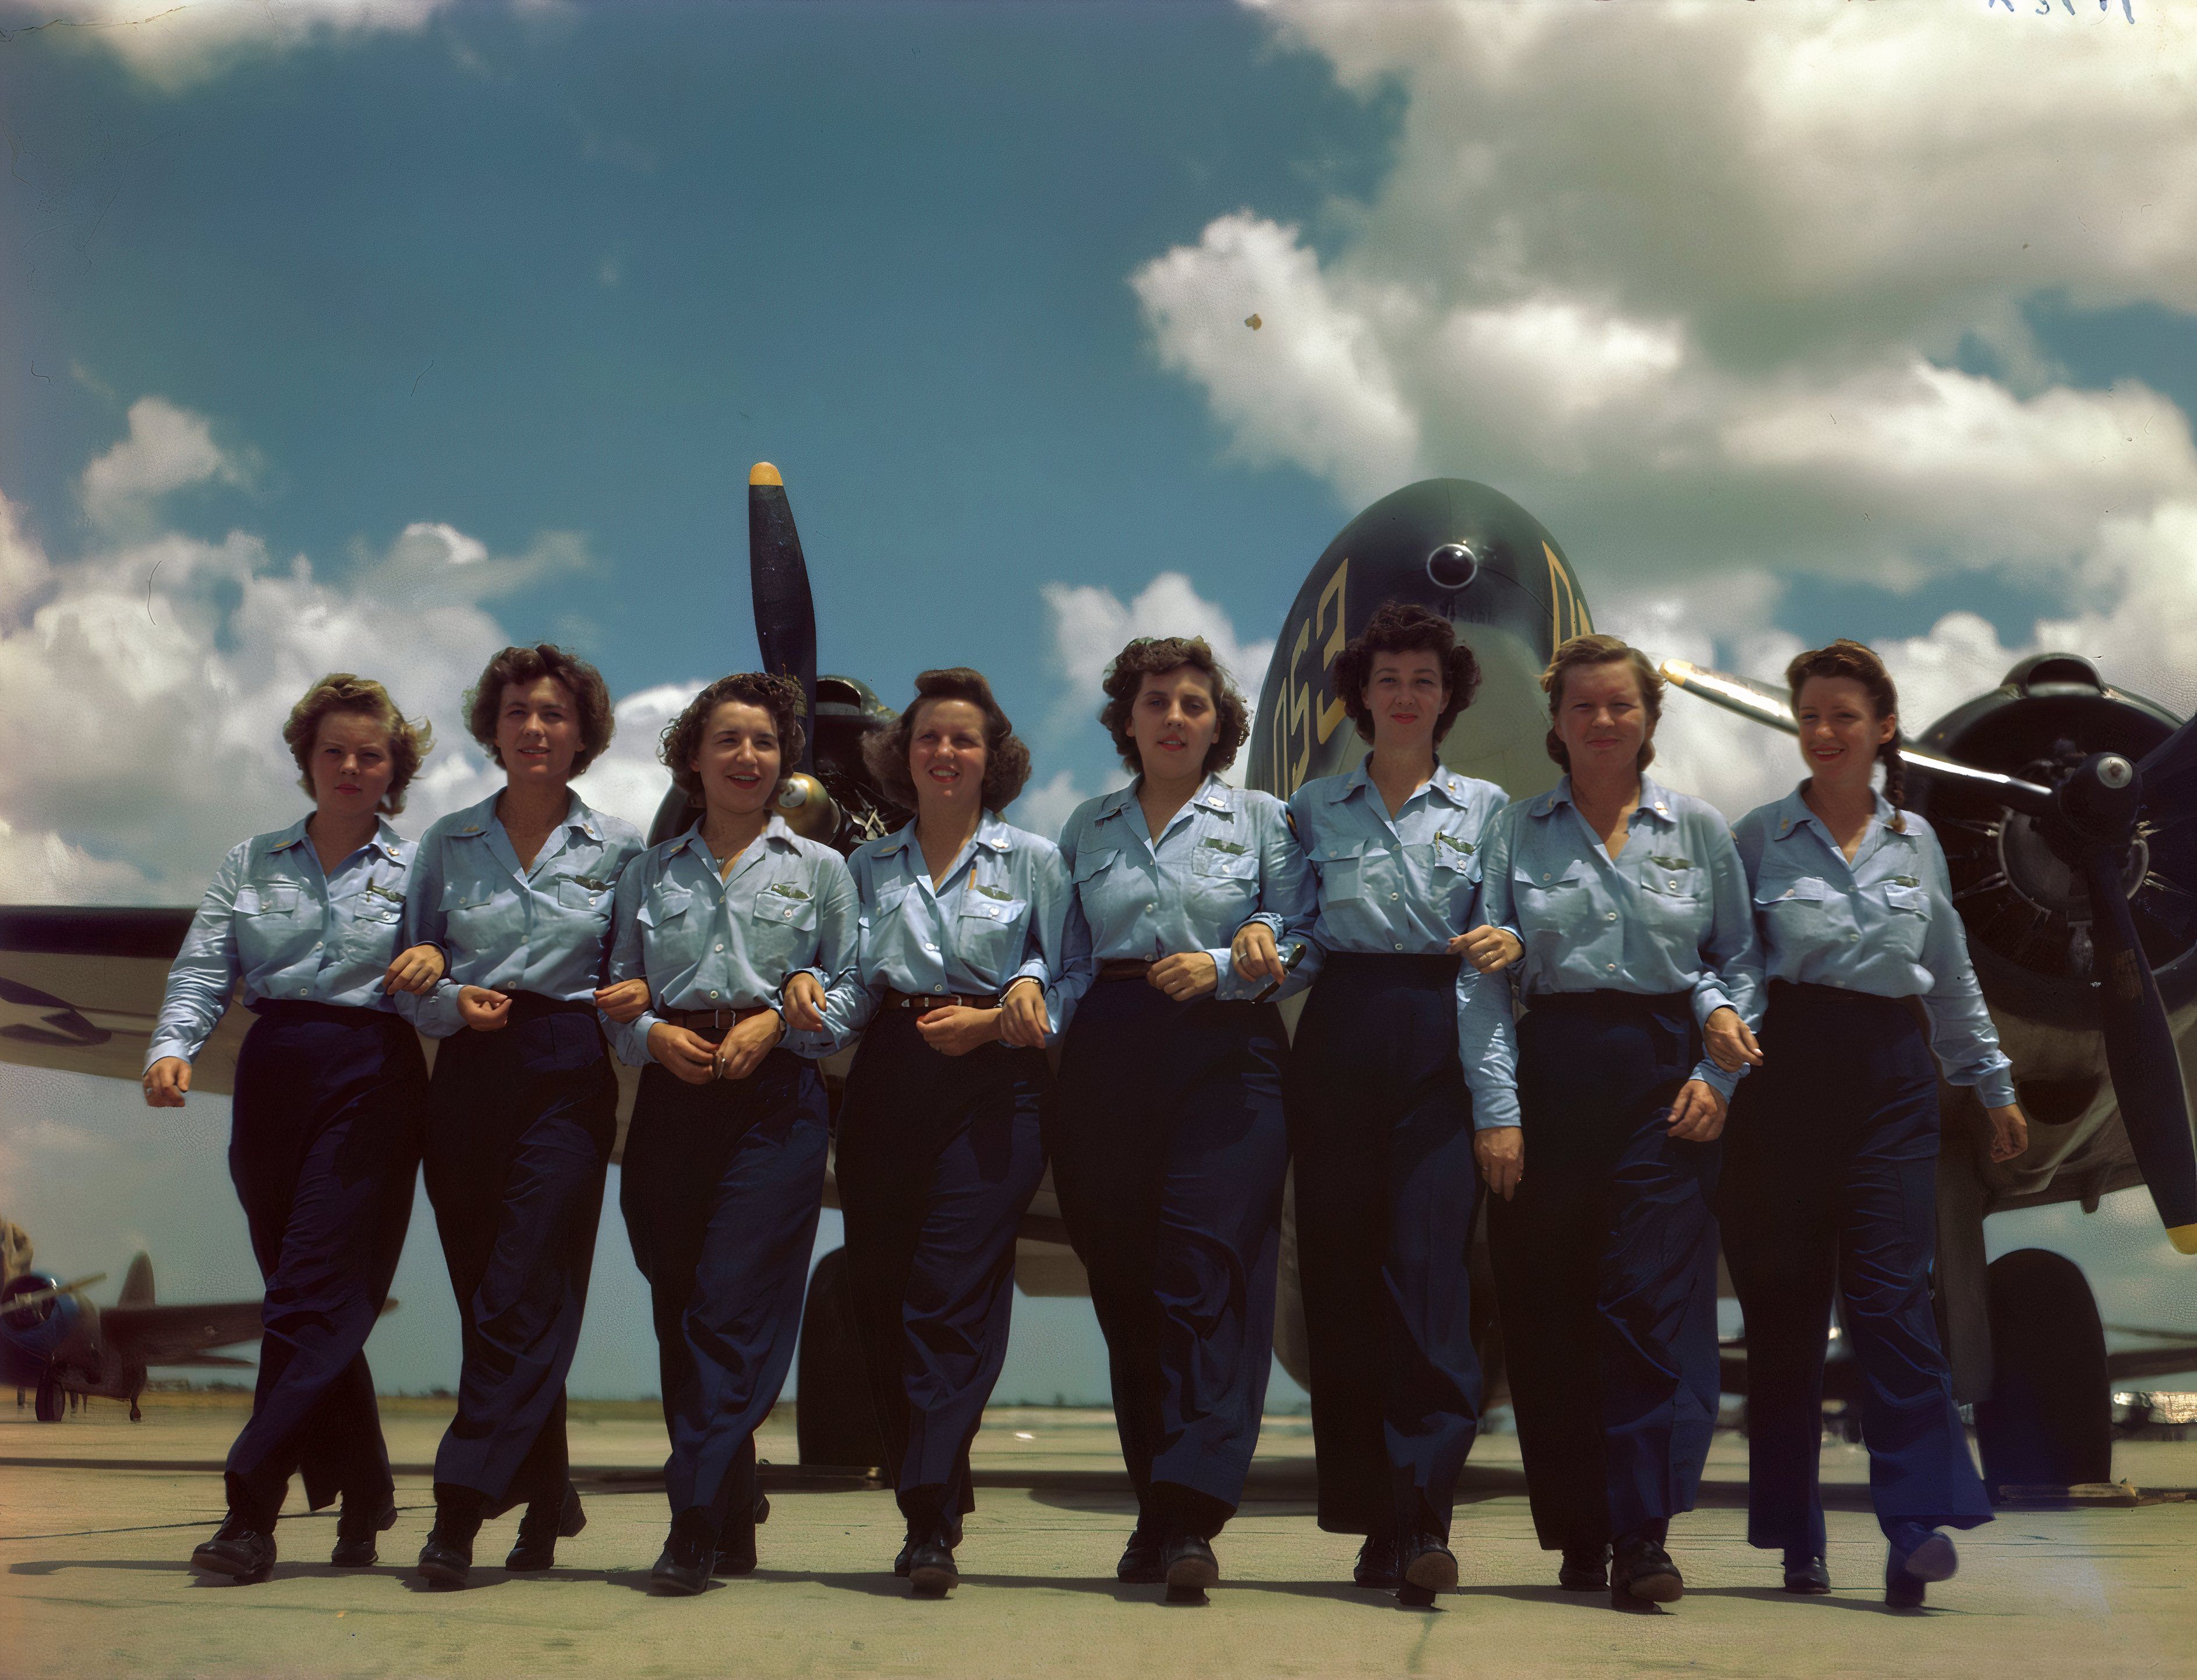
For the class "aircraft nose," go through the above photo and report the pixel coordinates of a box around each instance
[1427,543,1480,590]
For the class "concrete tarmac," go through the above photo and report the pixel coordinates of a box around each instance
[3,1398,2194,1679]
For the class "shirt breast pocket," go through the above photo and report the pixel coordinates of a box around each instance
[1189,841,1260,920]
[1516,859,1592,942]
[1415,839,1482,924]
[344,899,404,960]
[636,886,694,960]
[236,883,303,918]
[557,876,613,919]
[956,893,1029,979]
[750,889,819,974]
[1310,839,1370,903]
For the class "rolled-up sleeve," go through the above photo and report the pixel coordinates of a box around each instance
[603,861,657,1067]
[147,843,248,1069]
[1458,811,1521,1128]
[400,823,463,1038]
[1917,832,2018,1108]
[1687,819,1759,1099]
[788,853,868,1059]
[1215,797,1315,1003]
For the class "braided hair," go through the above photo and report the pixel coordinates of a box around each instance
[1784,639,1906,833]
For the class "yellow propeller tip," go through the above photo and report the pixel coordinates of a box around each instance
[2167,1223,2197,1256]
[749,462,782,487]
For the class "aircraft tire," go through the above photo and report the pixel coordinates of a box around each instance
[1973,1247,2111,1498]
[34,1373,63,1423]
[794,1246,887,1470]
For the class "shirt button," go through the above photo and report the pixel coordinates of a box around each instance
[1543,873,1552,882]
[709,989,720,999]
[714,943,724,953]
[1394,942,1404,951]
[1607,963,1618,972]
[1605,912,1617,922]
[1669,880,1679,890]
[1389,892,1400,901]
[1849,933,1860,942]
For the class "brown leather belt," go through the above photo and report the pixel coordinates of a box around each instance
[882,988,996,1013]
[1097,960,1155,982]
[660,1004,776,1043]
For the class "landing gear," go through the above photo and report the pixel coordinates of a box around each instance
[794,1247,886,1470]
[1975,1247,2111,1496]
[34,1373,63,1422]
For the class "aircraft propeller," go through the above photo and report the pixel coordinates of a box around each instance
[1,1272,107,1317]
[1662,660,2197,1255]
[645,461,840,848]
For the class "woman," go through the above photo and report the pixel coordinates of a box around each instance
[147,674,441,1583]
[403,643,646,1588]
[1283,603,1512,1606]
[833,667,1074,1597]
[1051,636,1314,1600]
[598,672,863,1595]
[1462,633,1760,1610]
[1724,639,2026,1607]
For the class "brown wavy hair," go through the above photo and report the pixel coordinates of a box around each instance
[1096,636,1250,776]
[1541,634,1664,772]
[864,667,1032,811]
[465,644,615,775]
[1786,638,1907,832]
[660,672,808,807]
[284,673,433,815]
[1332,602,1481,748]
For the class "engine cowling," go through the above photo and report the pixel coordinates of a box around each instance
[1911,654,2196,1030]
[1,1272,83,1361]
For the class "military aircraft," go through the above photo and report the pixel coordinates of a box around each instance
[4,466,2192,1497]
[1,1219,264,1421]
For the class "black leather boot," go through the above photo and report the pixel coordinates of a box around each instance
[650,1509,716,1597]
[331,1497,397,1568]
[416,1487,482,1590]
[506,1483,586,1572]
[191,1513,276,1584]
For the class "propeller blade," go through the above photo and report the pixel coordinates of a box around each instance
[2081,840,2197,1254]
[3,1272,107,1313]
[748,462,818,773]
[2138,713,2197,808]
[1658,658,2054,818]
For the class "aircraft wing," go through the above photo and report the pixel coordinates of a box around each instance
[2106,1345,2197,1382]
[103,1300,264,1366]
[0,908,250,1095]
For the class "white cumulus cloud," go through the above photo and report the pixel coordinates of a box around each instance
[9,0,467,91]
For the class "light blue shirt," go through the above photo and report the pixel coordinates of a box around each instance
[1055,773,1317,1010]
[1467,773,1761,1125]
[1286,763,1510,971]
[602,815,865,1068]
[402,790,646,1039]
[1288,763,1519,1130]
[148,816,415,1068]
[1732,787,2017,1108]
[834,814,1078,1049]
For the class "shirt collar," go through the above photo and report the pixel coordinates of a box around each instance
[451,789,603,843]
[876,814,1015,859]
[670,812,799,860]
[1772,783,1908,844]
[1098,774,1237,822]
[1527,773,1675,825]
[268,814,405,862]
[1338,762,1473,807]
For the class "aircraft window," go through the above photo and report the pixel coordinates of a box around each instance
[1426,543,1479,591]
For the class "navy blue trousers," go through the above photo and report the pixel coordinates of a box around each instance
[620,1051,827,1533]
[1722,981,1993,1551]
[1050,982,1288,1539]
[225,1002,425,1527]
[836,1011,1048,1527]
[1287,953,1483,1541]
[423,998,617,1515]
[1487,992,1721,1551]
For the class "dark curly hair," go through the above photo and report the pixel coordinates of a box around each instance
[1541,633,1664,772]
[1331,602,1481,748]
[465,644,616,776]
[1786,638,1906,833]
[283,673,433,815]
[659,671,807,808]
[863,667,1032,811]
[1096,637,1250,776]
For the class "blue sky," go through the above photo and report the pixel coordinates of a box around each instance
[3,1,2195,1400]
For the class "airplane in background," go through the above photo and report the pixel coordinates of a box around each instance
[1,1218,264,1421]
[2,466,2192,1498]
